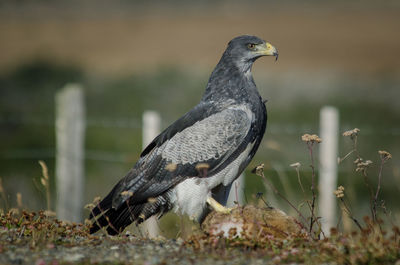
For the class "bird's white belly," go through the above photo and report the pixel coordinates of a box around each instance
[170,143,254,220]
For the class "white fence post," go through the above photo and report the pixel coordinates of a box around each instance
[55,84,85,222]
[318,106,339,236]
[142,111,161,238]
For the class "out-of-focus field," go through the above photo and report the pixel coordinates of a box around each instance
[1,2,400,237]
[0,3,400,75]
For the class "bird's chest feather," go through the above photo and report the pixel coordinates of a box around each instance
[170,142,254,220]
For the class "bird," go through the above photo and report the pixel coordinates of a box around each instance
[89,35,278,235]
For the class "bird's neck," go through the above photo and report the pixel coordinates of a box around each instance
[201,53,259,104]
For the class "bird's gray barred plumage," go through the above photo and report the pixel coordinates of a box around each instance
[89,35,277,235]
[161,107,251,165]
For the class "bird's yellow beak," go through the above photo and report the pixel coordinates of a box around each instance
[256,42,279,61]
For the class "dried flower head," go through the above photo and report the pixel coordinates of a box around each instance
[40,178,47,187]
[334,186,345,198]
[356,159,373,174]
[9,208,20,216]
[92,196,101,205]
[252,163,265,176]
[38,160,49,180]
[343,128,360,138]
[84,218,92,226]
[16,192,23,208]
[290,162,301,169]
[378,150,392,161]
[301,134,322,144]
[84,203,95,210]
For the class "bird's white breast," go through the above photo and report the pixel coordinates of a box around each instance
[170,142,254,221]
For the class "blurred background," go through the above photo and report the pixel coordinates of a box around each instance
[0,0,399,235]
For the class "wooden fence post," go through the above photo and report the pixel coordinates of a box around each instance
[141,111,161,238]
[55,84,85,222]
[318,106,339,236]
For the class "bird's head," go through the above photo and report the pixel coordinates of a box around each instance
[225,35,278,65]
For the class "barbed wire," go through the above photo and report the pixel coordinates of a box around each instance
[1,115,399,168]
[1,115,400,135]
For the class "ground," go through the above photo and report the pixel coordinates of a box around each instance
[1,208,399,265]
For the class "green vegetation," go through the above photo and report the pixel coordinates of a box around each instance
[0,59,399,218]
[0,59,399,264]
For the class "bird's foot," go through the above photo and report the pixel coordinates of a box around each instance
[206,197,232,214]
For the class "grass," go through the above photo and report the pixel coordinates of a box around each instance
[1,209,398,264]
[1,129,399,264]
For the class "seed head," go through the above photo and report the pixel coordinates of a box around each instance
[38,160,49,180]
[356,160,373,174]
[252,163,265,176]
[334,186,345,198]
[16,192,23,208]
[92,196,101,205]
[378,150,392,161]
[343,128,360,137]
[290,162,301,169]
[301,134,322,144]
[84,203,95,210]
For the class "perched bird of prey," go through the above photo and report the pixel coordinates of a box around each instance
[89,35,278,235]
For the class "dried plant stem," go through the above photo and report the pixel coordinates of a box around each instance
[0,177,9,210]
[339,198,363,231]
[338,149,356,164]
[372,157,385,222]
[380,200,396,229]
[293,166,315,226]
[293,166,316,234]
[361,172,376,221]
[38,161,51,211]
[352,137,376,221]
[295,167,305,194]
[307,142,317,235]
[90,205,113,236]
[342,135,377,222]
[258,171,308,226]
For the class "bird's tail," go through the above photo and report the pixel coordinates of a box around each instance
[88,190,173,235]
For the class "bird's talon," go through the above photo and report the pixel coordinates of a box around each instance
[206,197,232,214]
[218,207,232,214]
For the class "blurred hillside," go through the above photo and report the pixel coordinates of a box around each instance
[1,1,400,75]
[0,1,399,232]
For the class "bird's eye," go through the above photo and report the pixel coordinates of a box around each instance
[247,43,256,50]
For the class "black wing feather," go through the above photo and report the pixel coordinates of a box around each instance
[89,102,255,234]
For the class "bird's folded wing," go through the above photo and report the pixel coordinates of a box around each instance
[111,104,253,208]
